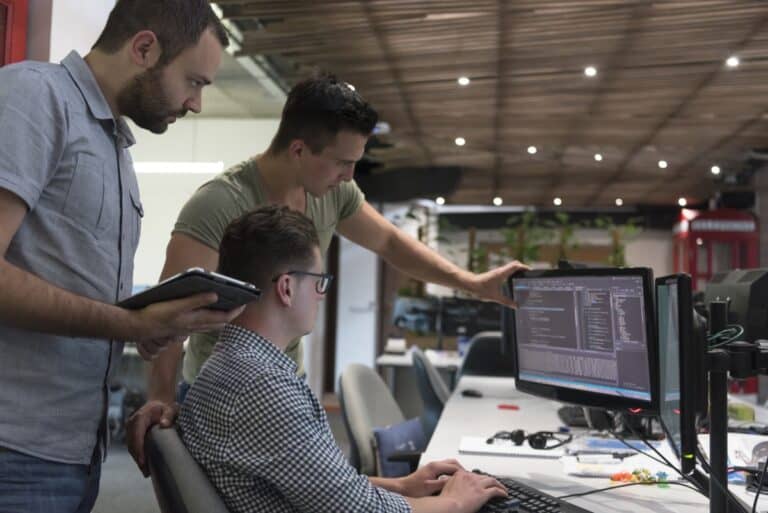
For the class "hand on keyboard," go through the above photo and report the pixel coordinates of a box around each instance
[439,469,510,513]
[473,469,594,513]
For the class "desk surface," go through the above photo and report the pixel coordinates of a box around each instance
[376,347,462,369]
[421,375,765,513]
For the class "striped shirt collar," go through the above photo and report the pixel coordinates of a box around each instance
[219,324,297,374]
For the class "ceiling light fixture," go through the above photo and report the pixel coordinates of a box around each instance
[726,56,740,68]
[527,145,537,155]
[615,198,623,207]
[455,137,466,146]
[493,196,503,206]
[711,165,721,175]
[594,153,603,162]
[658,160,668,169]
[458,76,470,86]
[553,197,563,206]
[584,66,597,77]
[436,196,446,205]
[678,197,687,207]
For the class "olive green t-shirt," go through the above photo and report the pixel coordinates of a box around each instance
[174,157,365,383]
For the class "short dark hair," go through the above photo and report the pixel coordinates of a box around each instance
[269,73,379,154]
[218,206,320,289]
[93,0,229,66]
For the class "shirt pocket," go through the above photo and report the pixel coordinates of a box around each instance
[62,153,105,236]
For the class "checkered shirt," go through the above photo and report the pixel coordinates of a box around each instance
[179,324,411,513]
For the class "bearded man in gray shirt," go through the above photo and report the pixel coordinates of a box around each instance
[0,1,243,512]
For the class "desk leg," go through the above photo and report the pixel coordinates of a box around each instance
[387,366,396,395]
[382,365,397,397]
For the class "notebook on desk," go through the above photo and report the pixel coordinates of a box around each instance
[459,436,566,459]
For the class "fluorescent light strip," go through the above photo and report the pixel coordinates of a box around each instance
[134,162,225,175]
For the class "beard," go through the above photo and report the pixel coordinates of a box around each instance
[116,66,185,134]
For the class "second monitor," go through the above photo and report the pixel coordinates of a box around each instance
[507,268,660,413]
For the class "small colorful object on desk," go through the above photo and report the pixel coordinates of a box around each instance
[610,468,670,487]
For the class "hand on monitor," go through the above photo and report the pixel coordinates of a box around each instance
[469,260,530,308]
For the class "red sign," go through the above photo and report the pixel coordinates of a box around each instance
[0,0,27,67]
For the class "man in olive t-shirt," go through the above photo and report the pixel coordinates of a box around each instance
[127,74,528,475]
[174,157,364,381]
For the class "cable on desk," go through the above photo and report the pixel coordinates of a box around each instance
[617,413,750,513]
[695,444,750,513]
[751,455,768,513]
[555,480,702,500]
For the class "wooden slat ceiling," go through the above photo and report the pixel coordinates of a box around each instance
[217,0,768,207]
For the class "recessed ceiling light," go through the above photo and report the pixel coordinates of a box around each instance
[436,196,445,205]
[455,137,466,146]
[711,165,721,175]
[678,197,687,207]
[493,196,503,206]
[584,66,597,77]
[553,197,563,206]
[594,153,603,162]
[457,76,470,86]
[615,198,623,206]
[658,160,668,169]
[527,145,537,155]
[726,56,740,68]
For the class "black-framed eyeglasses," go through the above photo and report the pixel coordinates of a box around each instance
[272,271,334,295]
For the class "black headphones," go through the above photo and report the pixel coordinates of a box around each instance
[486,430,572,450]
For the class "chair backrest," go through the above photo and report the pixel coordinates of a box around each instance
[338,363,405,476]
[411,347,451,440]
[146,425,231,513]
[458,331,516,378]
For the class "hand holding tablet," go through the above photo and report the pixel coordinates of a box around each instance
[119,268,261,311]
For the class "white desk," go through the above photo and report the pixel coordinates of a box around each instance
[420,375,766,513]
[376,347,463,369]
[376,348,463,419]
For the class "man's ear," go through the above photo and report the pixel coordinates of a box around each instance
[275,275,293,307]
[287,139,306,161]
[127,30,162,69]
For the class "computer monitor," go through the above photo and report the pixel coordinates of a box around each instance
[657,273,697,474]
[506,268,660,412]
[440,297,502,336]
[391,296,438,334]
[703,268,768,342]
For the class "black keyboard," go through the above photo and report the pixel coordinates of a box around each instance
[474,470,594,513]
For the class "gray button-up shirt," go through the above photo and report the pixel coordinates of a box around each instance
[0,51,143,464]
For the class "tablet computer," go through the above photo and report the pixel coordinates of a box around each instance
[118,268,261,311]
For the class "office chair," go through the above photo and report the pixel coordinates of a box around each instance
[458,331,516,379]
[145,425,231,513]
[338,363,421,476]
[411,347,451,441]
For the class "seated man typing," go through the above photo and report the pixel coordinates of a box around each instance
[178,205,508,513]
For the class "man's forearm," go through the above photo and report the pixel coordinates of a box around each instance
[147,342,185,402]
[369,476,405,495]
[0,259,137,340]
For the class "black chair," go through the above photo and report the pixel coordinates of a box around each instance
[145,425,231,513]
[458,331,516,378]
[411,347,451,441]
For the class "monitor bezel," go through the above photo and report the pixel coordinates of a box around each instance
[657,273,697,474]
[507,267,660,413]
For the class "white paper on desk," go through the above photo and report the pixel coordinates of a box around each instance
[561,453,674,478]
[459,436,565,459]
